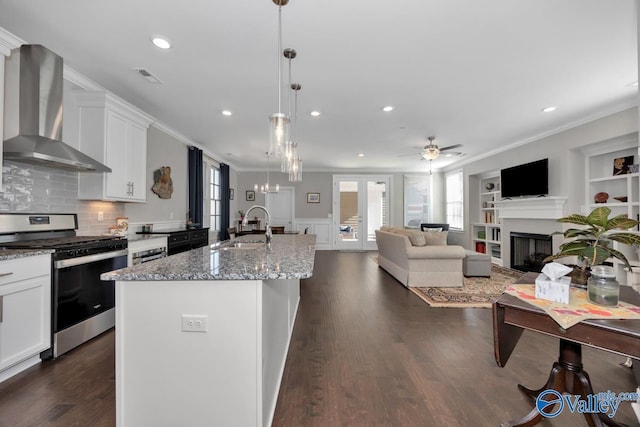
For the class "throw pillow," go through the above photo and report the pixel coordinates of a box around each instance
[393,228,426,246]
[423,227,442,232]
[406,230,426,246]
[423,231,448,246]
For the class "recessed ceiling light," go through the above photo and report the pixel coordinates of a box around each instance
[357,153,365,157]
[310,111,321,117]
[151,36,171,49]
[222,110,232,116]
[382,106,394,112]
[542,106,557,113]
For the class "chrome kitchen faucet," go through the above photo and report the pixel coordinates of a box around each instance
[243,205,272,250]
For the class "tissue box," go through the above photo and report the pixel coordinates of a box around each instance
[535,273,571,304]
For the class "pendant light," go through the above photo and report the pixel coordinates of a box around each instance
[269,0,290,158]
[282,48,297,173]
[254,152,280,194]
[288,82,302,182]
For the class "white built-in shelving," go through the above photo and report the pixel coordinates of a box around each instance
[581,135,640,285]
[472,173,503,266]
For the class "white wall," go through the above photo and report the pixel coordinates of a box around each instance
[124,126,188,227]
[445,107,639,248]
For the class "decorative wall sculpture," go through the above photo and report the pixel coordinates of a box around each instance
[152,166,174,199]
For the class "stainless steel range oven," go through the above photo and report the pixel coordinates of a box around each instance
[0,213,127,358]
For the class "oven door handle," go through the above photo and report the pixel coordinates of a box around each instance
[55,249,129,269]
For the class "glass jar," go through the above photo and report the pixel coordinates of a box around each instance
[587,265,619,307]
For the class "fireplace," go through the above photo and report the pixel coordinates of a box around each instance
[510,232,552,272]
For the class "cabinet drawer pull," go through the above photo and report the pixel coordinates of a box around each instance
[0,295,3,323]
[0,272,14,278]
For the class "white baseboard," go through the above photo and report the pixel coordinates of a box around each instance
[0,355,41,384]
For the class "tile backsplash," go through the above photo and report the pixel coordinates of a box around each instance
[1,160,124,235]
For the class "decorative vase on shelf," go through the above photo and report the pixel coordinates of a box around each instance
[594,192,609,203]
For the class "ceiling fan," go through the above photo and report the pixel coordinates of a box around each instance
[419,136,462,160]
[399,136,463,174]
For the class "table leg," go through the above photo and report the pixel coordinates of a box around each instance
[502,339,630,427]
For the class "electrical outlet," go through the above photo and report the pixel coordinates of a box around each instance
[181,315,208,332]
[98,211,104,222]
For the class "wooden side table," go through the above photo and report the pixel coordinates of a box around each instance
[493,273,640,427]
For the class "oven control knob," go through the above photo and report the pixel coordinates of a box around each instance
[67,250,76,257]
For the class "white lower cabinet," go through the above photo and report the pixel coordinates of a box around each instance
[0,255,51,377]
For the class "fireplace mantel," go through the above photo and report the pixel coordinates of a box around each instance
[494,197,568,220]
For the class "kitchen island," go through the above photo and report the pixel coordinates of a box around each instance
[102,234,316,427]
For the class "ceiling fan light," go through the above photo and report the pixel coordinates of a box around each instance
[422,148,440,160]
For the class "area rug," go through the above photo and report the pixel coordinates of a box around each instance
[409,265,523,308]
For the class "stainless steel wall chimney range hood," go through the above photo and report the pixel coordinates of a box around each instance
[3,45,111,172]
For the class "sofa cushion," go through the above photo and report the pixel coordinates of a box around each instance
[423,231,448,246]
[394,228,426,246]
[406,230,426,246]
[405,244,465,259]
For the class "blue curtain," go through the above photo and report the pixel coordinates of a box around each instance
[220,164,230,240]
[188,146,203,227]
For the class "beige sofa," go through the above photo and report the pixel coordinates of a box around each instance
[375,228,466,288]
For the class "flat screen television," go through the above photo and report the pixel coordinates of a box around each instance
[500,158,549,198]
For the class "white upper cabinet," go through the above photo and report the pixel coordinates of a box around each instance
[73,91,153,202]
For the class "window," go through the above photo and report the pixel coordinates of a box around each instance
[209,167,221,232]
[446,171,464,231]
[404,175,431,228]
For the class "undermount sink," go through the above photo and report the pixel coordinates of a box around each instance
[221,242,264,250]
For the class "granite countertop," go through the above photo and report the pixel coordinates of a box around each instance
[136,227,208,235]
[0,249,54,261]
[102,234,316,281]
[126,234,170,242]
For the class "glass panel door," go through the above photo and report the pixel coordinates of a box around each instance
[333,175,390,250]
[336,180,360,249]
[364,180,387,250]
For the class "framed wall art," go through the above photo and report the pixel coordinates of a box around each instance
[307,192,320,203]
[116,217,129,233]
[613,155,634,175]
[246,190,255,201]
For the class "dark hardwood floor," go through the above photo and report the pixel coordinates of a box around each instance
[0,250,637,426]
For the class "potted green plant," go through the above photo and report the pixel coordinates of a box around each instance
[544,206,640,285]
